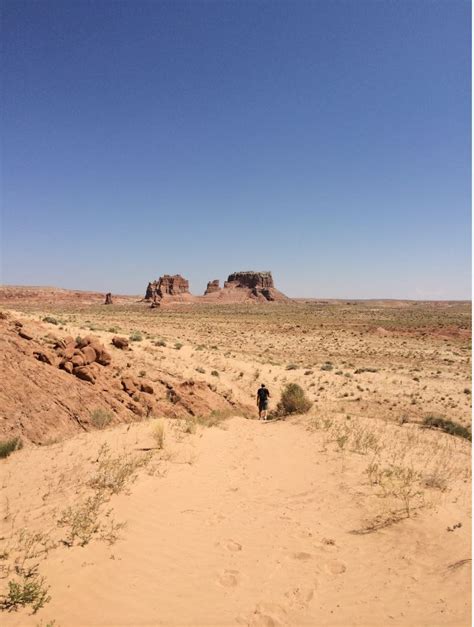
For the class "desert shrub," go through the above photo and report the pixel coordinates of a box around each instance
[89,444,152,494]
[57,491,124,547]
[174,342,183,350]
[108,326,120,333]
[286,364,298,370]
[42,316,58,325]
[276,383,312,416]
[0,437,23,459]
[151,420,165,449]
[155,339,166,347]
[90,409,113,430]
[354,367,378,374]
[211,370,219,377]
[320,362,333,371]
[129,330,143,342]
[0,574,51,613]
[57,492,106,546]
[422,416,471,441]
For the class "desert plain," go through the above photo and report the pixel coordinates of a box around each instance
[0,286,471,626]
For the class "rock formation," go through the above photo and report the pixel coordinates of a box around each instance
[104,292,113,305]
[145,275,190,300]
[204,280,221,295]
[225,271,275,290]
[223,271,287,302]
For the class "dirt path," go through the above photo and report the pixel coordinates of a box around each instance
[1,417,471,626]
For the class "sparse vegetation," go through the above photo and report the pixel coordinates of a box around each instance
[42,316,59,325]
[90,408,113,430]
[422,415,471,441]
[0,437,22,459]
[129,330,143,342]
[89,444,152,494]
[276,383,312,416]
[151,419,165,449]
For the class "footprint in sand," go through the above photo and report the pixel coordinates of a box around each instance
[291,551,312,561]
[285,585,316,609]
[325,559,347,575]
[248,602,288,627]
[217,569,240,587]
[226,539,242,552]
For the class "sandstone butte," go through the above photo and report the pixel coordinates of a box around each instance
[145,271,289,304]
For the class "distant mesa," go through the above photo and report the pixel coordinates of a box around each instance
[223,271,288,302]
[204,271,289,302]
[204,279,221,295]
[144,270,289,304]
[145,274,190,301]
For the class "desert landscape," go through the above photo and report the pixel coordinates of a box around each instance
[0,279,471,626]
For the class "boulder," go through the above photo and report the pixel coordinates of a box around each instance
[73,366,96,384]
[18,329,33,341]
[61,360,74,374]
[82,345,97,365]
[121,377,140,396]
[33,351,55,365]
[112,336,129,350]
[71,353,85,368]
[140,382,154,394]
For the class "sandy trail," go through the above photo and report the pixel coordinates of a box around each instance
[2,417,470,626]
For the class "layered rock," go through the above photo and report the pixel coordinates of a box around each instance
[225,271,275,290]
[204,280,221,295]
[145,275,190,300]
[223,271,287,302]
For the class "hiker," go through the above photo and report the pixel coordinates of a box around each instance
[257,383,270,420]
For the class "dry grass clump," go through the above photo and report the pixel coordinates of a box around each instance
[276,383,312,416]
[0,437,23,459]
[89,443,152,495]
[90,408,113,430]
[151,419,165,449]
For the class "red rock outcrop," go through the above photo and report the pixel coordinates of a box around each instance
[145,275,190,300]
[204,280,221,295]
[223,271,288,302]
[225,271,275,290]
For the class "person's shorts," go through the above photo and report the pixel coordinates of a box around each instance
[259,400,268,411]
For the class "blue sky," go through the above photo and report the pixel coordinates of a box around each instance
[1,0,471,299]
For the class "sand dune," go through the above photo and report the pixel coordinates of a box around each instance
[0,413,470,626]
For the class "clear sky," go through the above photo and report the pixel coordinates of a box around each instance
[1,0,471,299]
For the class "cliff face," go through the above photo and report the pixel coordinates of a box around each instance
[145,275,190,300]
[204,280,221,295]
[221,271,288,302]
[224,271,274,290]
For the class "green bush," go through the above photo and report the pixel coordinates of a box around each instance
[0,437,23,459]
[422,416,471,441]
[43,316,59,325]
[276,383,312,417]
[129,330,143,342]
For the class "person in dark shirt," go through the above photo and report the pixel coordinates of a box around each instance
[256,383,270,420]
